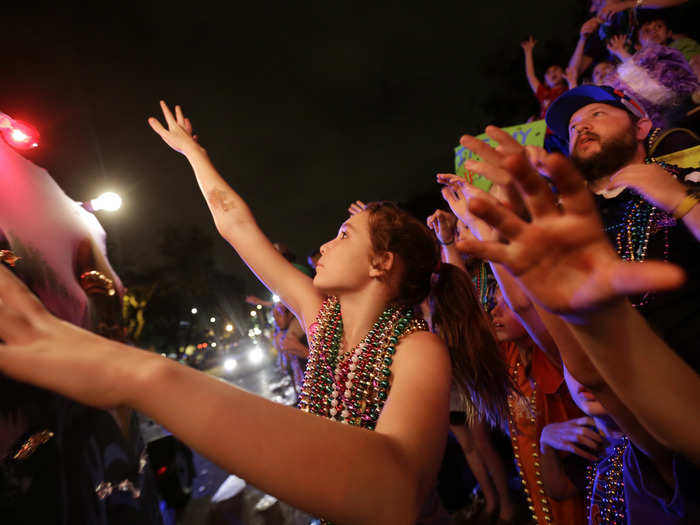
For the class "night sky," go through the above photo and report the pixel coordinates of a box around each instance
[3,2,699,294]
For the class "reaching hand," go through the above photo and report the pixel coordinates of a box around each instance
[564,66,578,89]
[460,126,524,185]
[456,151,685,317]
[436,174,498,242]
[0,265,138,409]
[597,0,631,22]
[426,210,458,245]
[580,17,601,39]
[540,418,605,462]
[607,163,688,213]
[606,35,632,62]
[348,200,367,216]
[148,100,201,156]
[521,36,536,53]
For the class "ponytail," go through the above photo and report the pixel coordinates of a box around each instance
[364,202,514,428]
[429,263,513,429]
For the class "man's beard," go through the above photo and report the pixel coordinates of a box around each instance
[571,126,639,183]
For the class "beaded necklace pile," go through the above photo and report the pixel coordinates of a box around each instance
[607,159,680,307]
[585,437,629,525]
[298,296,428,430]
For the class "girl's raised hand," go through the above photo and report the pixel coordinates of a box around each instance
[148,100,201,155]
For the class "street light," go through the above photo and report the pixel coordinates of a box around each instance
[191,307,198,314]
[256,304,262,310]
[250,311,257,317]
[225,323,234,332]
[210,316,216,323]
[85,192,122,212]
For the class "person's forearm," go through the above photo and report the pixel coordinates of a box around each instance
[568,37,587,76]
[524,52,539,93]
[440,243,466,271]
[129,355,422,524]
[184,146,256,234]
[490,264,560,363]
[637,0,687,7]
[566,299,700,464]
[182,146,320,322]
[682,203,700,242]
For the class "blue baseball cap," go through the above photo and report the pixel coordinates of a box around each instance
[545,85,647,145]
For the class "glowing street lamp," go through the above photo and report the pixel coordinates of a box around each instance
[225,323,234,332]
[210,316,216,323]
[83,192,122,213]
[250,310,257,317]
[191,307,198,314]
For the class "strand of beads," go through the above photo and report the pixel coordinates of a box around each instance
[299,297,427,430]
[506,359,553,524]
[298,298,341,415]
[585,437,628,525]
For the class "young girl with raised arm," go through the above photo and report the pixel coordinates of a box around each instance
[0,101,512,525]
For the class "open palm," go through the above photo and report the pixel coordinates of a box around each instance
[460,152,685,317]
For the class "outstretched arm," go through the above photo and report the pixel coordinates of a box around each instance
[0,266,451,524]
[426,209,466,271]
[521,37,541,94]
[149,102,322,328]
[569,18,599,76]
[459,150,700,465]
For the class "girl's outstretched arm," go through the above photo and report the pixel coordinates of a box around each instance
[148,101,322,327]
[0,265,451,524]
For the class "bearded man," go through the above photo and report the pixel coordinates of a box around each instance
[545,85,700,370]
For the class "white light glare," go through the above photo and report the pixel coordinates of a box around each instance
[11,128,29,143]
[210,317,216,323]
[250,310,257,317]
[211,342,217,348]
[272,294,280,303]
[256,304,262,310]
[253,327,262,335]
[225,323,234,332]
[91,192,122,212]
[249,346,264,364]
[223,358,237,372]
[191,307,198,314]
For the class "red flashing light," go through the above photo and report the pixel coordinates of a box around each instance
[0,117,39,150]
[157,466,167,476]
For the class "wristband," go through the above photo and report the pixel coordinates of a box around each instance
[672,191,700,220]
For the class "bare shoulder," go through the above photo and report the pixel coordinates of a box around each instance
[398,330,447,353]
[393,330,451,375]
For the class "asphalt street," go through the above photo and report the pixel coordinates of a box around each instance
[162,359,315,525]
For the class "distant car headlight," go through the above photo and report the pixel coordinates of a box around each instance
[223,358,237,372]
[248,346,264,364]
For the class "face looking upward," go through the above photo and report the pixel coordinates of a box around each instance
[568,103,648,182]
[313,211,380,296]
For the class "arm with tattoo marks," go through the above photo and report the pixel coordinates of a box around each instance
[148,101,322,327]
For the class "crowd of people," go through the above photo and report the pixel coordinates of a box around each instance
[1,2,700,525]
[521,0,699,152]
